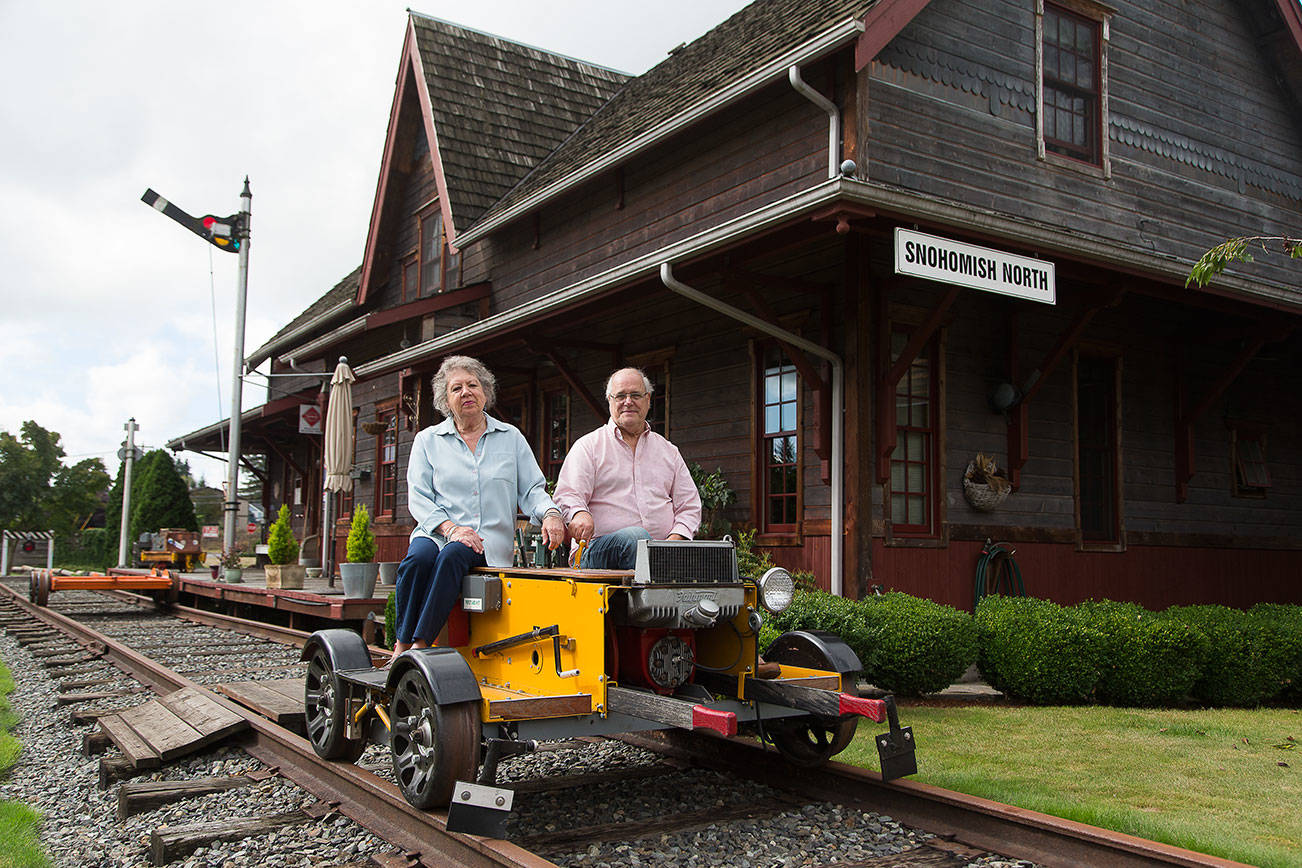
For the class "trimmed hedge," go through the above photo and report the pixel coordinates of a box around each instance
[1076,600,1206,707]
[1168,604,1302,707]
[976,596,1106,705]
[760,589,879,677]
[859,592,977,696]
[1250,603,1302,706]
[760,589,977,696]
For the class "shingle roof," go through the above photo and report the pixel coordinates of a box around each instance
[245,266,361,368]
[463,0,875,235]
[410,13,630,226]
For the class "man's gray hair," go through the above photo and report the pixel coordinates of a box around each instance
[431,355,497,416]
[604,367,655,398]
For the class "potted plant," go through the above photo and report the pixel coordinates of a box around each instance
[339,503,380,598]
[265,504,306,590]
[220,548,244,583]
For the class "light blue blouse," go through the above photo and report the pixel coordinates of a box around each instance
[406,414,558,567]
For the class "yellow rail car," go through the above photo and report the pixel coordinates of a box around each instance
[302,539,916,836]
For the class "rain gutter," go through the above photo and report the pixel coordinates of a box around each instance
[452,18,866,247]
[788,65,841,179]
[659,262,844,598]
[355,177,851,379]
[277,314,370,367]
[244,300,354,370]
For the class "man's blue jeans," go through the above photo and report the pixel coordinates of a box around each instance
[581,526,652,570]
[394,538,486,644]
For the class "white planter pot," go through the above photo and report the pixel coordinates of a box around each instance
[339,562,380,599]
[377,561,400,586]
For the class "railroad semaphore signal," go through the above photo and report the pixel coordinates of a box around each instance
[141,188,243,252]
[142,179,252,564]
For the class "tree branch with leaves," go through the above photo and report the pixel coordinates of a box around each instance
[1187,235,1302,287]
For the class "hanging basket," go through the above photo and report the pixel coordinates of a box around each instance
[963,460,1011,512]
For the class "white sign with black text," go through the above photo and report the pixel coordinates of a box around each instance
[894,228,1055,304]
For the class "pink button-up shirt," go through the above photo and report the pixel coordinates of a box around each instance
[553,420,702,541]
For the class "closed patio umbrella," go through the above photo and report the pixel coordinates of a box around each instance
[321,357,356,583]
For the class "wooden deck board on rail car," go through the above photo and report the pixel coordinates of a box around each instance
[214,677,306,733]
[479,683,593,720]
[97,687,247,767]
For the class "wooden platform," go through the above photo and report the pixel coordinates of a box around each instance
[213,677,306,733]
[97,687,247,769]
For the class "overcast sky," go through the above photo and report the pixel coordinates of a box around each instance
[0,0,752,490]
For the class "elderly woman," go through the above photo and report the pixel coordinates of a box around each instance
[393,355,564,655]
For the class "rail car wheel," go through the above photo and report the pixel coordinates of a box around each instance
[31,570,51,607]
[304,646,365,762]
[764,633,858,767]
[389,668,481,809]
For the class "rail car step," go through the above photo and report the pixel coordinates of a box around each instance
[335,667,390,688]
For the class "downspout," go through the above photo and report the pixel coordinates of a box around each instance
[660,262,844,598]
[788,65,840,180]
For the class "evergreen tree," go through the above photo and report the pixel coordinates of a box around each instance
[129,450,199,539]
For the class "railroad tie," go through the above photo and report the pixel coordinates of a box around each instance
[117,774,260,820]
[148,809,316,865]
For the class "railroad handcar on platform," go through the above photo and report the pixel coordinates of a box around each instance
[302,538,916,834]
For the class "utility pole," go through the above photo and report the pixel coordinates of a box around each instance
[223,178,252,569]
[117,418,138,568]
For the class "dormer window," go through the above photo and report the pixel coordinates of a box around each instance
[1037,0,1110,170]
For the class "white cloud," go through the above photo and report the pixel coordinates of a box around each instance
[0,0,751,488]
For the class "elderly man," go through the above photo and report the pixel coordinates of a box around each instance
[554,367,702,569]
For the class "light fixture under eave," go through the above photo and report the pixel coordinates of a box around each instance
[989,382,1021,413]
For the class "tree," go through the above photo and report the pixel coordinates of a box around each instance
[1187,235,1302,287]
[0,421,109,536]
[128,450,199,539]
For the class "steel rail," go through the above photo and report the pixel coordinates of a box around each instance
[624,730,1251,868]
[0,584,551,868]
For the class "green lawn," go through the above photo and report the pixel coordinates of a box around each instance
[0,657,48,868]
[838,703,1301,868]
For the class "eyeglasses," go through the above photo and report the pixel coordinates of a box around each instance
[608,391,647,403]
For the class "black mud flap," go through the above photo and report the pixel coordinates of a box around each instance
[446,780,513,838]
[874,696,917,781]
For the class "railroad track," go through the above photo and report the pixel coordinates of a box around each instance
[0,580,1248,868]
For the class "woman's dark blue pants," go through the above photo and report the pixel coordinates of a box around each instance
[394,537,486,644]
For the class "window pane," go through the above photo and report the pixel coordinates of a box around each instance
[781,403,796,432]
[765,405,779,435]
[781,372,796,402]
[891,493,905,521]
[907,462,925,492]
[908,495,925,526]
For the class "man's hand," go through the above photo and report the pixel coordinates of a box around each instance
[568,510,594,543]
[542,512,566,550]
[668,533,686,541]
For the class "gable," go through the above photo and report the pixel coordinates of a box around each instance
[357,14,627,305]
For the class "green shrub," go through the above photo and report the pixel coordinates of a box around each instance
[1249,603,1302,705]
[688,463,737,539]
[1077,600,1206,707]
[976,596,1105,704]
[384,590,396,650]
[859,592,978,696]
[345,504,376,563]
[732,527,773,579]
[266,504,299,566]
[760,589,879,675]
[1165,604,1294,707]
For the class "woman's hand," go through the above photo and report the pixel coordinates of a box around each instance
[541,511,566,550]
[447,524,484,554]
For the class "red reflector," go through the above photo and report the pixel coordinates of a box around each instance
[839,694,886,722]
[691,705,737,737]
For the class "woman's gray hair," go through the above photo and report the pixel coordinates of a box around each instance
[604,367,655,398]
[431,355,497,416]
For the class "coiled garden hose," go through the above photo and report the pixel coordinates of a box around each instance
[974,539,1025,609]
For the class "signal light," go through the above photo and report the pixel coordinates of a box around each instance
[202,214,241,251]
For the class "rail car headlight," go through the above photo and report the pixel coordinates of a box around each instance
[758,567,795,614]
